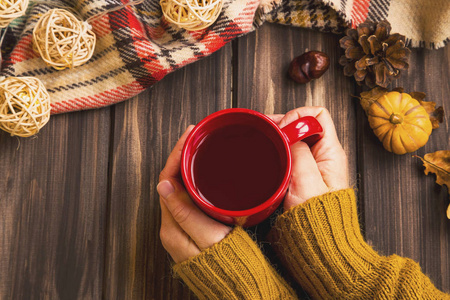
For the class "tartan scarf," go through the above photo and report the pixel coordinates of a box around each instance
[2,0,448,114]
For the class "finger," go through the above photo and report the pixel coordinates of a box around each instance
[306,109,348,189]
[159,125,195,181]
[279,106,339,143]
[160,199,201,263]
[284,142,328,210]
[157,180,231,250]
[266,114,284,125]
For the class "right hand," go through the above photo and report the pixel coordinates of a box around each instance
[278,107,350,210]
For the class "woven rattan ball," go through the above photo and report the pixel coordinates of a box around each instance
[33,8,96,70]
[0,77,51,137]
[0,0,29,28]
[160,0,223,31]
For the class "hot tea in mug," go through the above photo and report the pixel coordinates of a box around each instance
[192,123,284,211]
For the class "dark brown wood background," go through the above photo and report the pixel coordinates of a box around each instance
[0,23,449,299]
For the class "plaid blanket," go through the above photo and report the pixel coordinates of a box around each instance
[2,0,449,114]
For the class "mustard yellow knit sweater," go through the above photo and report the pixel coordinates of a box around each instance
[174,189,450,299]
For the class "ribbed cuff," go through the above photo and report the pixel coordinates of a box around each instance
[269,189,450,299]
[174,226,298,300]
[269,189,379,299]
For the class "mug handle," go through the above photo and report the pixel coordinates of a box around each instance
[281,116,324,146]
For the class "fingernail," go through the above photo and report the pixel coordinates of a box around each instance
[157,180,175,199]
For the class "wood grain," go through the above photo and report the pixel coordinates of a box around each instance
[103,45,232,299]
[234,24,357,185]
[0,109,110,299]
[234,23,357,296]
[1,22,449,300]
[358,46,450,292]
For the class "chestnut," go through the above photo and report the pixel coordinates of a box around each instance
[288,51,330,84]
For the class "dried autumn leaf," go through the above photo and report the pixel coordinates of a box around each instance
[409,91,426,101]
[417,100,444,129]
[408,92,444,129]
[391,87,404,93]
[415,150,450,219]
[359,87,388,113]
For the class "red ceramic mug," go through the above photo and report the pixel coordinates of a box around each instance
[181,108,323,227]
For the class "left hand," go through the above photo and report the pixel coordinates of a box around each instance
[158,126,232,263]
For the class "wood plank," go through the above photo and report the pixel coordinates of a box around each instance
[235,23,357,226]
[358,46,450,292]
[103,45,232,299]
[235,24,357,184]
[234,23,357,295]
[236,22,450,294]
[0,109,110,299]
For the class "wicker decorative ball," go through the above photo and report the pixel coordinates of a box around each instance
[160,0,223,31]
[0,77,51,137]
[33,8,96,70]
[0,0,29,28]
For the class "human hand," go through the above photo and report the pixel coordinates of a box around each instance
[158,126,232,263]
[277,107,349,210]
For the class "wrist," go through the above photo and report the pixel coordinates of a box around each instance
[283,186,351,210]
[270,189,379,299]
[174,226,298,300]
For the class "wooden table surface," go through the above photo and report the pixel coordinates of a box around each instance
[1,23,449,299]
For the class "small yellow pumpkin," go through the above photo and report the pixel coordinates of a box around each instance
[367,91,432,155]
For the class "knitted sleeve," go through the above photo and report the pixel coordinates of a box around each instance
[269,189,450,299]
[173,226,299,300]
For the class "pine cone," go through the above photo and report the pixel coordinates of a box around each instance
[339,20,411,88]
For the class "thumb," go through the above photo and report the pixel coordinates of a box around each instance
[284,142,328,210]
[157,179,230,250]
